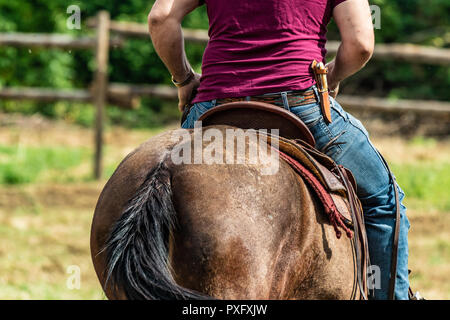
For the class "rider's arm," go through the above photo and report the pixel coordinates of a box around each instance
[148,0,201,82]
[327,0,374,94]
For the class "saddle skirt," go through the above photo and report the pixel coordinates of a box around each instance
[199,101,371,299]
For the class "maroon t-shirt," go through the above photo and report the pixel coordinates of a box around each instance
[192,0,347,103]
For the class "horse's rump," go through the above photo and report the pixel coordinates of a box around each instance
[90,126,358,300]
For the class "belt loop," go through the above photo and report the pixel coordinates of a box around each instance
[312,85,321,104]
[281,92,290,111]
[211,99,217,108]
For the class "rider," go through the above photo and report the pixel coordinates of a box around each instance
[148,0,411,300]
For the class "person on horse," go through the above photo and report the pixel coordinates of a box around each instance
[148,0,411,299]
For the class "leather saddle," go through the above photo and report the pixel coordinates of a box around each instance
[198,101,316,147]
[198,101,370,299]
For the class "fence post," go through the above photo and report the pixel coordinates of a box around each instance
[93,11,110,179]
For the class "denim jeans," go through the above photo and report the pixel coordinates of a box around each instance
[181,87,410,300]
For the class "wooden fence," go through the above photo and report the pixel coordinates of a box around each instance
[1,11,449,178]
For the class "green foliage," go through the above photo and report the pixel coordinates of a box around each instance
[391,161,450,211]
[0,0,448,126]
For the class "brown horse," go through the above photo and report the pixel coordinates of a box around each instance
[90,125,358,300]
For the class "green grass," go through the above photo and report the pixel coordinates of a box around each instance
[0,145,89,184]
[391,162,450,211]
[0,99,180,128]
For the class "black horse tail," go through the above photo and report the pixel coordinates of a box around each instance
[104,156,210,300]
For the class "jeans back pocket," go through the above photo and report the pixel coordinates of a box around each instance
[290,104,322,128]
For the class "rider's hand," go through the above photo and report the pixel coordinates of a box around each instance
[177,72,201,112]
[326,61,340,99]
[329,82,340,99]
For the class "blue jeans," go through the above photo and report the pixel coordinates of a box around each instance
[181,87,410,300]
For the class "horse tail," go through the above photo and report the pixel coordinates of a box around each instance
[103,156,210,300]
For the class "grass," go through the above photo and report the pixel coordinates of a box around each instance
[0,145,89,184]
[0,204,105,299]
[0,120,171,185]
[391,162,450,211]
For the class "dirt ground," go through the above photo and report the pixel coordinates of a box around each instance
[0,114,448,299]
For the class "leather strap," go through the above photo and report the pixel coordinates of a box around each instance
[377,151,401,300]
[216,90,316,107]
[182,89,317,126]
[336,165,369,300]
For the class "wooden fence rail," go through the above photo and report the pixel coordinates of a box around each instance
[0,32,123,49]
[1,12,449,179]
[95,83,450,117]
[5,84,449,115]
[0,87,92,102]
[337,96,450,116]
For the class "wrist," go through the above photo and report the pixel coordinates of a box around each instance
[172,68,194,88]
[329,78,340,90]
